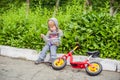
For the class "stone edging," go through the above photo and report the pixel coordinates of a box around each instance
[0,45,120,72]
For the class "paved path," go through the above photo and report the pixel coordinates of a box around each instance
[0,56,120,80]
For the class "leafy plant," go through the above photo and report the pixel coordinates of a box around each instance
[0,1,120,60]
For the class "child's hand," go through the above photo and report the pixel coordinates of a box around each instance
[40,34,44,38]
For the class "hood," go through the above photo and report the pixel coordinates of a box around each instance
[48,18,59,31]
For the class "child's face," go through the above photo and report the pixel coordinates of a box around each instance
[48,20,57,31]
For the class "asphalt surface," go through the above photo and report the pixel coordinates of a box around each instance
[0,56,120,80]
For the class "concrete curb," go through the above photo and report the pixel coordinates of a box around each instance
[0,45,39,61]
[0,45,120,72]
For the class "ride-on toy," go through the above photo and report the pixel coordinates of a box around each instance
[51,44,102,76]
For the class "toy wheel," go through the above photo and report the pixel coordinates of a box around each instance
[85,62,102,76]
[51,58,67,70]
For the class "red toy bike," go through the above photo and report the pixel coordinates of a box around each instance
[51,44,102,76]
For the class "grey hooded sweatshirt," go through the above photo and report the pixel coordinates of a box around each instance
[42,18,63,46]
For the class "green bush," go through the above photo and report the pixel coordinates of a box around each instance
[0,2,120,59]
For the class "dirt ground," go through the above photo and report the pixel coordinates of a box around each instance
[0,56,120,80]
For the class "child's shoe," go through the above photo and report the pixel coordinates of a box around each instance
[49,58,56,63]
[35,58,44,65]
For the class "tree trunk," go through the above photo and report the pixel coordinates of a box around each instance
[84,0,92,12]
[110,0,115,16]
[53,0,60,17]
[26,0,29,17]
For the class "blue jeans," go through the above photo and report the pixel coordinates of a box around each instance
[38,44,57,60]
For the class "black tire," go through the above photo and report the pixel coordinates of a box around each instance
[85,62,102,76]
[51,58,67,70]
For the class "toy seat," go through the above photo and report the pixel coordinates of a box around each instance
[87,51,100,58]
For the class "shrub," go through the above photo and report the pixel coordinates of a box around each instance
[0,3,120,59]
